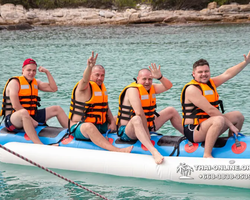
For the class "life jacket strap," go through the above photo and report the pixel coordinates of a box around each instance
[81,114,102,125]
[142,104,156,110]
[70,103,88,111]
[155,111,160,117]
[19,95,41,100]
[20,101,41,107]
[211,100,224,113]
[119,104,132,109]
[148,121,156,132]
[24,107,38,111]
[145,111,155,116]
[182,99,224,121]
[71,98,108,107]
[70,97,108,123]
[117,115,131,121]
[4,96,41,108]
[2,102,12,106]
[146,117,155,122]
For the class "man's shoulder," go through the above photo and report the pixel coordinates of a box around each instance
[36,79,43,86]
[125,87,140,101]
[6,78,20,93]
[126,87,139,93]
[185,84,201,94]
[75,83,90,96]
[8,78,20,86]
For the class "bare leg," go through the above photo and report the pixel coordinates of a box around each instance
[125,116,164,164]
[193,116,225,158]
[80,123,133,153]
[154,107,183,134]
[45,106,68,128]
[223,111,244,137]
[10,109,43,144]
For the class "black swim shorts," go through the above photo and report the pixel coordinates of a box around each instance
[31,108,46,124]
[184,124,200,143]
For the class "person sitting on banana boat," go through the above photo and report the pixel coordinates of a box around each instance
[68,51,133,153]
[116,63,184,164]
[0,58,68,145]
[180,50,250,158]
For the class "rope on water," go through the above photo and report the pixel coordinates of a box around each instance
[0,144,109,200]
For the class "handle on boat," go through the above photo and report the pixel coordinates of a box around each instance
[149,131,163,136]
[233,132,245,140]
[237,132,245,137]
[105,129,111,139]
[233,133,243,148]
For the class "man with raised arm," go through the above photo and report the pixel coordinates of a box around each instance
[68,52,133,153]
[181,51,250,158]
[116,64,183,164]
[1,58,68,145]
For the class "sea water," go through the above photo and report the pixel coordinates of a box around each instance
[0,23,250,199]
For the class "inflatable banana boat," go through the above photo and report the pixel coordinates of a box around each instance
[0,125,250,189]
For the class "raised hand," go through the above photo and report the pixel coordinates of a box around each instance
[243,50,250,65]
[38,66,48,73]
[87,51,98,68]
[149,63,162,80]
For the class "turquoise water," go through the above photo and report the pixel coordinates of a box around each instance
[0,24,250,199]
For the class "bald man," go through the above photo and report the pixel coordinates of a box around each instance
[68,52,133,153]
[116,63,183,164]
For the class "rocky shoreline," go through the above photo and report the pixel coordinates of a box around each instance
[1,2,250,30]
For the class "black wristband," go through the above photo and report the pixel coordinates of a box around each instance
[157,75,163,80]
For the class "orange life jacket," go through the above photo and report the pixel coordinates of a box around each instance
[180,79,224,125]
[69,81,108,125]
[0,76,40,117]
[116,82,158,130]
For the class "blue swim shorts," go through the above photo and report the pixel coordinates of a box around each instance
[70,122,108,140]
[117,125,137,142]
[4,114,23,132]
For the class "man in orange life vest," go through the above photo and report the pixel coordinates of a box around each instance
[116,64,184,164]
[181,51,250,158]
[0,58,68,145]
[68,52,133,153]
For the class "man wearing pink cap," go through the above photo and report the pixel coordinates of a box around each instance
[0,58,68,145]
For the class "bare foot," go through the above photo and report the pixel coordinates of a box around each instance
[119,146,133,153]
[203,155,213,158]
[49,143,59,146]
[152,149,164,164]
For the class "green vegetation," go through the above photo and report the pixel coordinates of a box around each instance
[0,0,249,10]
[113,0,136,8]
[212,0,250,5]
[213,0,229,6]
